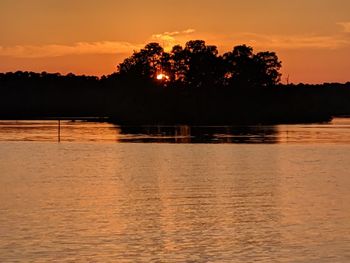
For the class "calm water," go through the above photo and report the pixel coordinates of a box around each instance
[0,119,350,262]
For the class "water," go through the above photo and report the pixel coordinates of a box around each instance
[0,119,350,262]
[2,118,350,144]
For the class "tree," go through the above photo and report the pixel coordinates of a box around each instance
[169,45,187,83]
[178,40,223,88]
[223,45,282,87]
[116,41,282,89]
[117,43,165,80]
[254,51,282,86]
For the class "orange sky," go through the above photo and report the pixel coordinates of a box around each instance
[1,0,350,83]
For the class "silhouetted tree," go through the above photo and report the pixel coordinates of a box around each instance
[117,41,281,90]
[169,45,187,83]
[117,43,164,80]
[3,40,347,124]
[254,51,282,86]
[223,45,281,87]
[181,40,223,88]
[1,69,349,124]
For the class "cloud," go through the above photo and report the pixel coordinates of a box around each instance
[0,41,143,58]
[231,33,350,50]
[0,29,196,58]
[151,29,196,50]
[337,22,350,33]
[152,29,350,52]
[182,29,196,34]
[151,28,195,40]
[1,27,349,60]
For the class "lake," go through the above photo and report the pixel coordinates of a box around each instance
[0,119,350,262]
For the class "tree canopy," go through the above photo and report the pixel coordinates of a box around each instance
[116,40,282,89]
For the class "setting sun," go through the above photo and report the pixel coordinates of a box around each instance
[156,73,169,80]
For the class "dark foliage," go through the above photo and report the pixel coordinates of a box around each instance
[0,40,349,124]
[117,40,281,89]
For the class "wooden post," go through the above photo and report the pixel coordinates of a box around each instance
[58,119,61,143]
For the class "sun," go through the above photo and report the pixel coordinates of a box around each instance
[156,73,169,80]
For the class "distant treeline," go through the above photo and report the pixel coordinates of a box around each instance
[1,40,350,124]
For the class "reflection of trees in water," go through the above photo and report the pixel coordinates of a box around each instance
[115,125,279,144]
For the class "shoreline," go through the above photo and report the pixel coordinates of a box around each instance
[0,116,334,125]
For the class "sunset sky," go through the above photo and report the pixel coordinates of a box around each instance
[1,0,350,83]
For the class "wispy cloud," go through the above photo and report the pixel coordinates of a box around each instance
[151,29,196,50]
[1,26,349,59]
[0,29,196,58]
[150,29,350,52]
[230,33,350,50]
[0,41,142,58]
[337,22,350,33]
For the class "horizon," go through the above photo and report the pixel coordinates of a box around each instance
[1,0,350,84]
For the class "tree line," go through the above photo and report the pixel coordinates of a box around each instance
[115,40,281,89]
[0,40,350,124]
